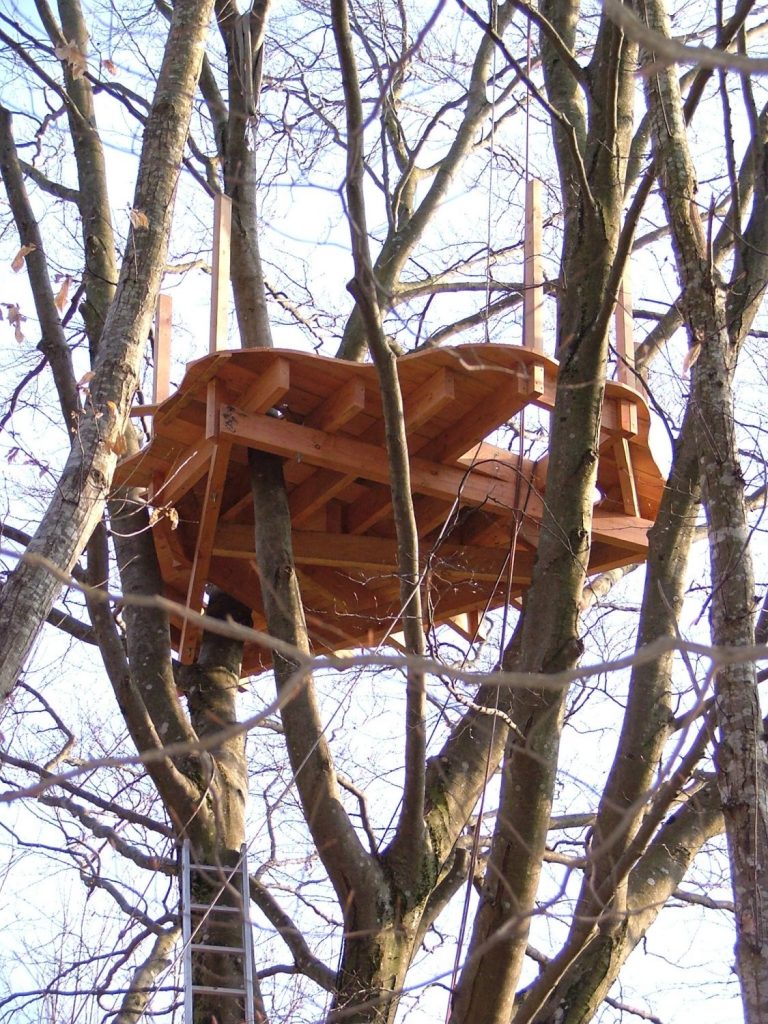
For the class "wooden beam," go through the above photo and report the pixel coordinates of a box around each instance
[218,405,531,511]
[179,441,233,662]
[289,468,356,526]
[151,492,189,584]
[614,272,635,386]
[304,376,366,432]
[445,611,487,643]
[155,437,217,508]
[238,357,291,415]
[587,542,646,575]
[613,437,640,517]
[345,482,399,535]
[590,510,652,552]
[320,368,458,534]
[153,294,172,406]
[213,526,535,581]
[601,396,639,438]
[209,194,232,354]
[287,370,443,532]
[429,364,544,464]
[404,367,456,432]
[523,177,544,354]
[130,404,159,418]
[206,378,228,440]
[155,353,231,427]
[345,439,543,538]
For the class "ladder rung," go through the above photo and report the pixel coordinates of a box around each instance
[189,863,244,873]
[189,903,242,913]
[191,943,245,954]
[191,984,247,996]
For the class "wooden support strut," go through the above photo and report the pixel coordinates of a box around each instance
[523,177,544,354]
[614,271,635,387]
[128,293,172,421]
[178,192,233,661]
[217,405,530,513]
[291,368,454,533]
[179,441,233,663]
[153,294,172,406]
[210,193,232,354]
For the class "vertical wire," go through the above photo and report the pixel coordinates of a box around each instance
[445,13,537,1020]
[483,0,498,343]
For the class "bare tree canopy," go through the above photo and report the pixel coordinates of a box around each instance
[1,1,768,1023]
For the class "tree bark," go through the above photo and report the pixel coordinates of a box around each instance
[451,11,637,1020]
[0,0,216,702]
[640,0,768,1017]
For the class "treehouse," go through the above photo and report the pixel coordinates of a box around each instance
[115,191,664,675]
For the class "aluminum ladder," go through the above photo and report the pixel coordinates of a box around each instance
[180,839,256,1024]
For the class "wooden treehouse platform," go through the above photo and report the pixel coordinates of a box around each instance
[115,192,663,675]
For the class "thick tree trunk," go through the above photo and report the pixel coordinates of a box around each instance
[640,1,768,1018]
[216,0,274,347]
[0,0,216,701]
[529,783,723,1024]
[451,12,636,1019]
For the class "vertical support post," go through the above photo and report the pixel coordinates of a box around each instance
[210,193,232,354]
[179,442,233,664]
[181,840,194,1024]
[614,271,635,386]
[523,177,544,354]
[153,293,172,407]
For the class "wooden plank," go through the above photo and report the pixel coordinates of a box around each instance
[404,367,456,432]
[155,353,231,427]
[180,441,233,663]
[155,438,217,508]
[429,366,543,464]
[130,404,159,418]
[209,194,232,354]
[524,177,544,354]
[218,406,530,512]
[601,397,639,438]
[238,357,291,415]
[212,526,534,582]
[613,437,640,517]
[304,376,366,432]
[153,293,173,405]
[591,510,652,552]
[290,468,356,526]
[614,272,635,386]
[206,378,227,440]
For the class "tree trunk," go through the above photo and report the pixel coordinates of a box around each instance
[0,0,216,701]
[640,0,768,1016]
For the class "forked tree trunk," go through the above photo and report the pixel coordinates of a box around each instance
[640,0,768,1017]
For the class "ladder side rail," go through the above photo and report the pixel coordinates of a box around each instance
[181,839,194,1024]
[241,844,256,1024]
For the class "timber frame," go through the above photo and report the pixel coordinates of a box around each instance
[114,194,664,674]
